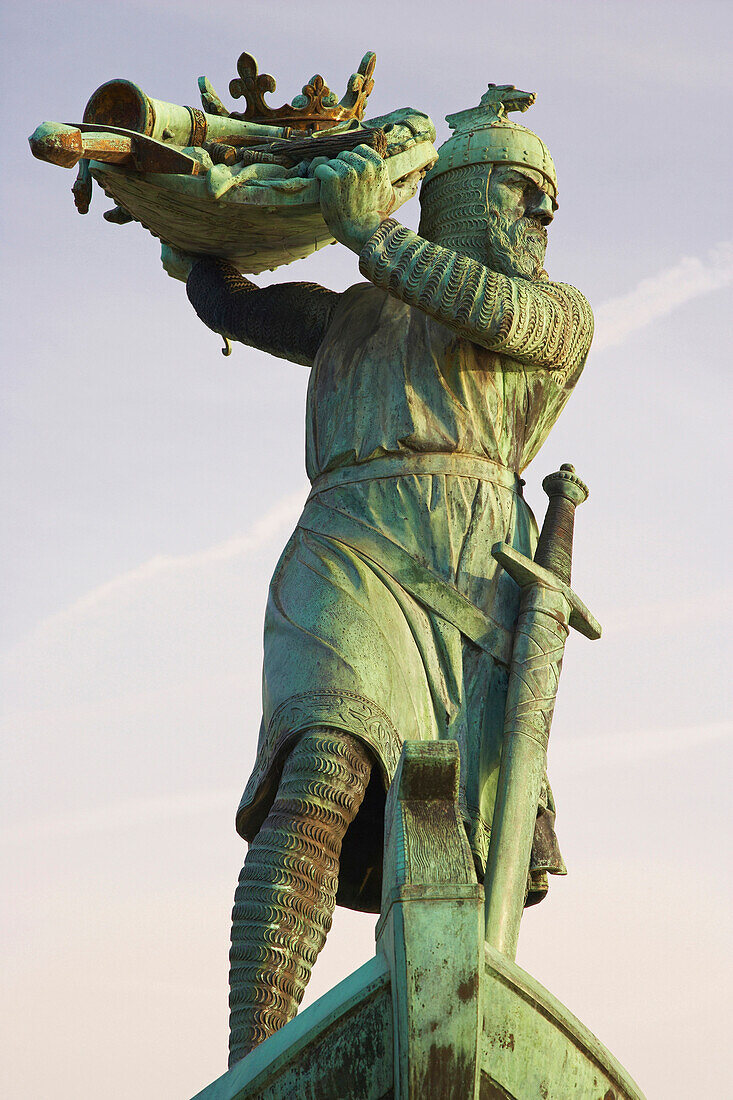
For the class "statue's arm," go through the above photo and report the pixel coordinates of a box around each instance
[358,219,594,377]
[186,259,341,368]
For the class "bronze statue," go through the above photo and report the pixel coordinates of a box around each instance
[180,82,594,1064]
[28,59,595,1067]
[32,59,661,1100]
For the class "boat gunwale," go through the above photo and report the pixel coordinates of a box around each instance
[190,953,391,1100]
[482,942,646,1099]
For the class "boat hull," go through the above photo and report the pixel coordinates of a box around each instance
[191,743,644,1100]
[191,944,642,1100]
[90,142,435,275]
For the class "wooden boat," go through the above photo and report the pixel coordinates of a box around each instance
[190,743,645,1100]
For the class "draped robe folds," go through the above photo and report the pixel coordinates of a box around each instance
[236,280,592,912]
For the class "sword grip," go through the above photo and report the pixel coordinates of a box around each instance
[534,464,588,585]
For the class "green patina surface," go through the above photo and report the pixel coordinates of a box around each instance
[31,56,642,1096]
[91,119,435,274]
[484,465,601,958]
[190,743,644,1100]
[29,53,438,274]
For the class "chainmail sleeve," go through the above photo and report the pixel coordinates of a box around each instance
[359,219,594,380]
[186,259,340,368]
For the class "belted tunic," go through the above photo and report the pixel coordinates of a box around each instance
[235,261,593,911]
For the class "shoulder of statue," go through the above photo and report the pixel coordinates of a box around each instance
[331,280,392,317]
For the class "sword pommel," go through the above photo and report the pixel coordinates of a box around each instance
[491,462,601,640]
[534,463,588,586]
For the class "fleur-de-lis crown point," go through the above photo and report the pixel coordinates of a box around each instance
[226,51,377,131]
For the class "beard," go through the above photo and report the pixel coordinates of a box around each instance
[486,209,548,280]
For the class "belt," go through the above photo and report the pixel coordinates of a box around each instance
[298,498,515,666]
[307,452,521,502]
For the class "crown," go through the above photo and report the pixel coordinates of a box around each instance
[224,51,376,132]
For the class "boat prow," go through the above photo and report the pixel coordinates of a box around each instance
[191,743,645,1100]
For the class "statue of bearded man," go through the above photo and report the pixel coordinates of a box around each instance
[184,84,594,1066]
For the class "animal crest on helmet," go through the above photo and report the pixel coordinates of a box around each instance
[424,83,557,204]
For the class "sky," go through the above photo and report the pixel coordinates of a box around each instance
[2,1,732,1097]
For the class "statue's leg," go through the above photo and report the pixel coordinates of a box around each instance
[228,727,372,1066]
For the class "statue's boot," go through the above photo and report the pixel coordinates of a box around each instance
[228,728,372,1066]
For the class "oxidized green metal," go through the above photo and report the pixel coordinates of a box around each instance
[484,465,601,958]
[28,52,437,274]
[30,57,640,1094]
[183,82,594,1058]
[189,742,645,1100]
[228,729,372,1066]
[423,83,558,202]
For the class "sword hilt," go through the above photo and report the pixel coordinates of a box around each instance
[534,464,588,586]
[491,461,601,640]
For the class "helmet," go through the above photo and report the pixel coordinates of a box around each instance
[423,84,557,205]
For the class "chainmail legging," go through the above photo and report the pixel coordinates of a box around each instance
[228,728,373,1066]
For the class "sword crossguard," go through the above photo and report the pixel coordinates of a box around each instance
[492,463,601,640]
[491,543,601,639]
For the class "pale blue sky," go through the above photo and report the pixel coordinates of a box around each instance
[2,2,732,1097]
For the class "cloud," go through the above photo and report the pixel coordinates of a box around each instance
[4,236,730,712]
[32,488,306,636]
[1,488,306,712]
[3,242,729,713]
[593,241,733,352]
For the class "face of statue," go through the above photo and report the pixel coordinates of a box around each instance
[485,165,555,280]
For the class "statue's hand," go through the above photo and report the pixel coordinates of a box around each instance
[161,244,197,283]
[313,145,395,253]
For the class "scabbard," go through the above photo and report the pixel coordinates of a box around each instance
[483,583,570,958]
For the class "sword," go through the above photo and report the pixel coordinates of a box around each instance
[483,464,601,959]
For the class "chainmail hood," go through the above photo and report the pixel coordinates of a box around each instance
[418,84,557,256]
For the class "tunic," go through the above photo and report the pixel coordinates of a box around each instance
[236,269,592,912]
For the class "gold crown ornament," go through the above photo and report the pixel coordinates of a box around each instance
[227,51,377,132]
